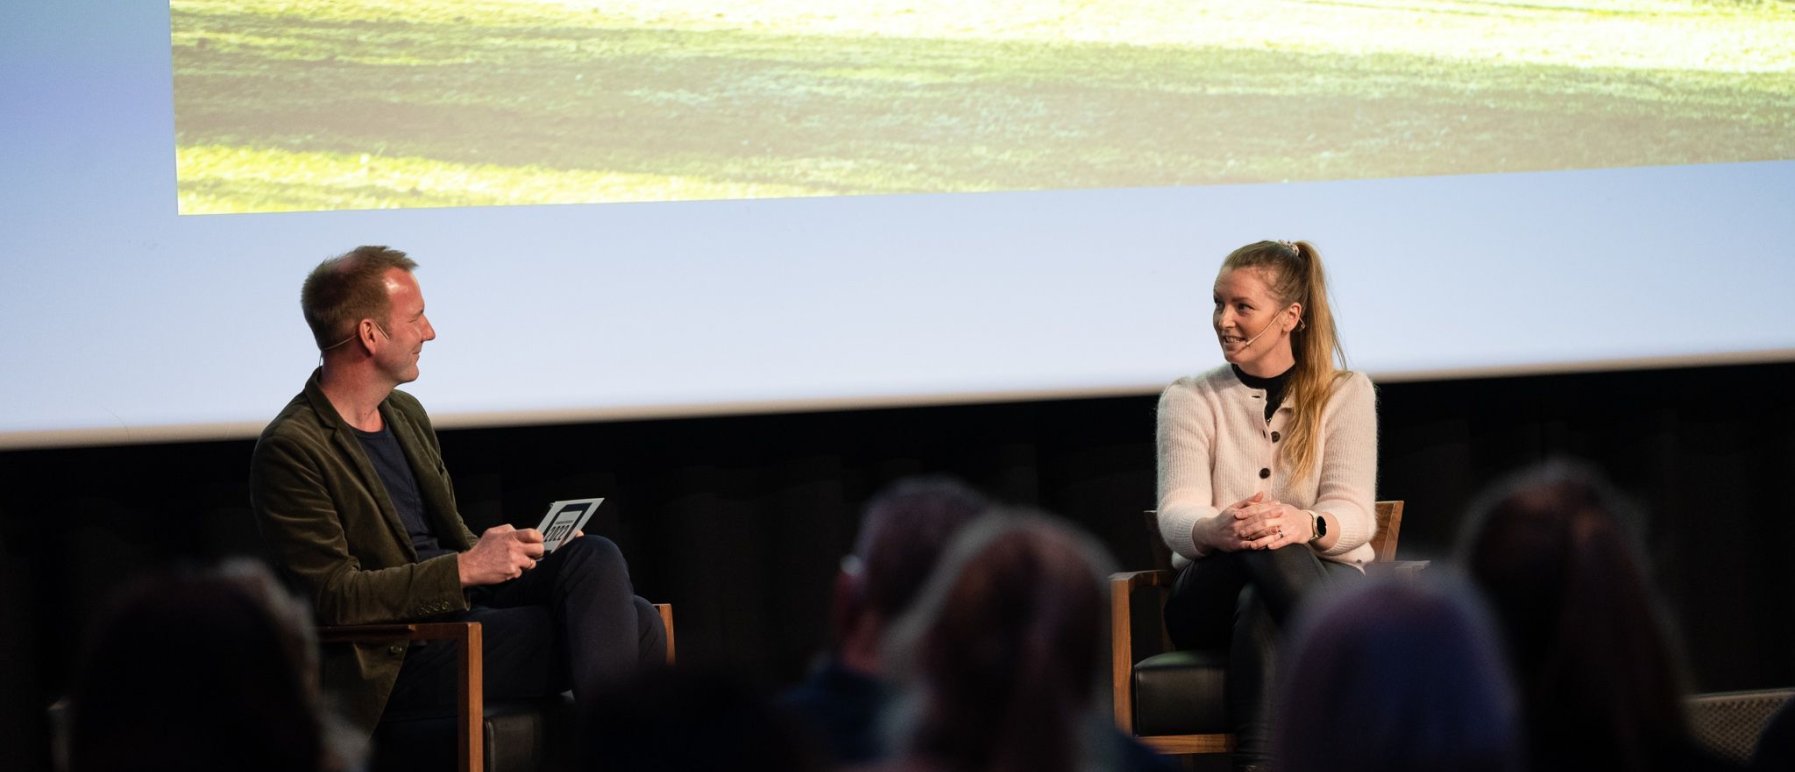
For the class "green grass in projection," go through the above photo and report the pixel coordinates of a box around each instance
[171,0,1795,214]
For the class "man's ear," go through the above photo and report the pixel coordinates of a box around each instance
[358,318,381,353]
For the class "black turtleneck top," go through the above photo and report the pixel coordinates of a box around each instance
[1231,364,1293,423]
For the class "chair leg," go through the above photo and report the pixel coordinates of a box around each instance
[455,623,484,772]
[1111,574,1136,733]
[655,603,676,666]
[319,622,489,772]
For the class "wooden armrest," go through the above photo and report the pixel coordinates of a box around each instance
[317,622,480,644]
[1366,559,1431,578]
[316,624,414,642]
[1110,569,1174,593]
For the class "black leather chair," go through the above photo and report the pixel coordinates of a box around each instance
[321,604,675,772]
[1109,501,1409,756]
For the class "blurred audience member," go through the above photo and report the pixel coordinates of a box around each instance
[1457,461,1735,772]
[584,667,826,772]
[64,559,356,772]
[1274,573,1521,772]
[879,512,1173,772]
[780,476,989,764]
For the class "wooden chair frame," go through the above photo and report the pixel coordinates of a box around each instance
[320,603,675,772]
[1110,502,1405,755]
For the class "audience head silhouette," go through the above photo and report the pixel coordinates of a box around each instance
[883,511,1116,772]
[1457,461,1704,772]
[1275,574,1522,772]
[66,559,348,772]
[834,475,988,670]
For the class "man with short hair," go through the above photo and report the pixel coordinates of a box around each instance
[251,245,663,738]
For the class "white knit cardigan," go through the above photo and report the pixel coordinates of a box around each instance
[1155,365,1378,568]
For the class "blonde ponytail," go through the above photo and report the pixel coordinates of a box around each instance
[1220,240,1350,479]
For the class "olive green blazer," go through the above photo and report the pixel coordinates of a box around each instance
[250,369,477,735]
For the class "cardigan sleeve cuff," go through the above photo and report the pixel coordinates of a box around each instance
[1158,498,1216,561]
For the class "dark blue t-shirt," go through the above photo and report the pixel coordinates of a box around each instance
[356,423,451,561]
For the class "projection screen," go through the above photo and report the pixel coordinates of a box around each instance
[1,0,1791,449]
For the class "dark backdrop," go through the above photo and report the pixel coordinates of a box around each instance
[5,360,1792,771]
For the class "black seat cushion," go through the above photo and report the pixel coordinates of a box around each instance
[1132,649,1230,736]
[372,695,575,772]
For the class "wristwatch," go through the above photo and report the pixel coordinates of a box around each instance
[1308,511,1327,544]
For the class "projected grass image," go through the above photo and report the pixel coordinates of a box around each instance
[171,0,1795,214]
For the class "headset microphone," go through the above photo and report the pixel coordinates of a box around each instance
[1239,317,1281,348]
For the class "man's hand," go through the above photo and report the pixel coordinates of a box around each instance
[457,525,546,587]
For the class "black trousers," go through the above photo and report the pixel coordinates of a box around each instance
[1162,545,1358,768]
[384,535,666,719]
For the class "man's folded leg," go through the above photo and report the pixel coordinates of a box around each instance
[384,535,665,722]
[480,535,658,700]
[383,604,566,719]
